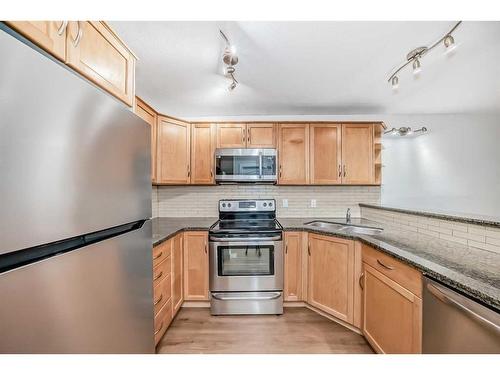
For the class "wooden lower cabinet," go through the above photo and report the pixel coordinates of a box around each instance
[154,298,172,345]
[152,237,173,346]
[172,233,184,316]
[183,231,209,301]
[307,234,355,324]
[284,232,304,301]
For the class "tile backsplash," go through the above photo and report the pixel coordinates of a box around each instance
[153,185,380,218]
[361,206,500,255]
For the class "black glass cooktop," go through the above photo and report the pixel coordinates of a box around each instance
[210,219,282,233]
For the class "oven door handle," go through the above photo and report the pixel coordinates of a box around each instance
[211,292,282,301]
[209,235,282,242]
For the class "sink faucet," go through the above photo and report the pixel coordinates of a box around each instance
[346,208,351,223]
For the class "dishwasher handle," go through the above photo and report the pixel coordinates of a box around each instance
[426,282,500,335]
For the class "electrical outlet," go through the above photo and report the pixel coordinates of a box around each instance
[311,199,317,208]
[282,199,288,208]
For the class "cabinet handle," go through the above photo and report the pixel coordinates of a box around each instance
[204,241,208,254]
[210,169,213,178]
[154,322,164,335]
[279,164,282,178]
[153,251,163,261]
[343,164,346,177]
[285,241,288,254]
[57,21,68,36]
[153,271,163,281]
[154,294,163,306]
[338,164,342,177]
[248,129,251,143]
[72,21,83,47]
[307,243,311,256]
[359,272,365,290]
[377,259,395,270]
[187,165,190,177]
[242,128,245,144]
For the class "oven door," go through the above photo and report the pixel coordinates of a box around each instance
[215,149,277,183]
[209,238,283,292]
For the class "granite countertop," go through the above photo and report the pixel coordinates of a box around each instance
[152,216,500,311]
[279,217,500,311]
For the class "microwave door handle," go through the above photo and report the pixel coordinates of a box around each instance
[259,152,263,179]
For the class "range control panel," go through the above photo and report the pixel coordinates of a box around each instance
[219,199,275,212]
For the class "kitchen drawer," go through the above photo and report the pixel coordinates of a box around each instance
[153,238,172,267]
[153,273,172,316]
[153,256,171,287]
[154,298,172,345]
[362,244,422,297]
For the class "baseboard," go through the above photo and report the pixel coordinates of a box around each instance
[283,301,306,307]
[182,301,210,308]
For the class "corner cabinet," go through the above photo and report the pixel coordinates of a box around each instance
[183,231,209,301]
[156,117,191,184]
[278,124,310,184]
[361,244,422,354]
[307,234,355,324]
[134,97,158,183]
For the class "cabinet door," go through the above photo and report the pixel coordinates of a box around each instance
[216,123,247,148]
[310,124,342,184]
[6,21,67,61]
[135,97,158,183]
[278,124,309,184]
[66,21,136,106]
[362,263,422,354]
[341,124,374,184]
[307,234,354,324]
[284,232,303,302]
[172,233,184,316]
[157,117,191,184]
[183,232,209,301]
[191,123,215,184]
[246,123,276,148]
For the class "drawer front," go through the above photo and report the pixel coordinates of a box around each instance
[153,239,172,267]
[153,256,171,287]
[153,273,172,316]
[362,244,422,297]
[154,298,172,345]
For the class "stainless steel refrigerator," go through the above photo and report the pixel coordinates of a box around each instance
[0,25,154,353]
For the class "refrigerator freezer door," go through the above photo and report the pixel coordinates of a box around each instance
[0,220,154,353]
[0,27,151,255]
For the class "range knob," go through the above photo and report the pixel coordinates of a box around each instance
[263,203,267,207]
[227,203,232,207]
[222,203,226,208]
[269,202,273,207]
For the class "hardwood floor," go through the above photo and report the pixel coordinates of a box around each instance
[156,307,374,354]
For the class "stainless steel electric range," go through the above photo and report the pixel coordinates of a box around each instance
[209,199,283,315]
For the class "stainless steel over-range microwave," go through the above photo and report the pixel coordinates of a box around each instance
[215,148,277,183]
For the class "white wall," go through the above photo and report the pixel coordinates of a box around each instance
[380,113,500,217]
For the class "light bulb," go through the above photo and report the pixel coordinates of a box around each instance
[391,75,399,89]
[412,58,422,75]
[444,34,457,54]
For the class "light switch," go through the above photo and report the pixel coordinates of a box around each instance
[282,199,288,208]
[311,199,317,208]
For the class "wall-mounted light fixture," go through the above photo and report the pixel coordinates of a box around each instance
[388,21,462,89]
[384,126,428,137]
[220,30,239,91]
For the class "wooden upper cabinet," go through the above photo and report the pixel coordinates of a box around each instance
[6,21,67,60]
[183,231,209,301]
[278,124,309,184]
[284,232,303,302]
[310,124,342,184]
[362,263,422,353]
[216,123,247,148]
[307,234,354,324]
[246,123,276,148]
[134,97,158,183]
[157,116,191,184]
[191,124,215,184]
[341,124,374,184]
[66,21,136,106]
[172,233,184,316]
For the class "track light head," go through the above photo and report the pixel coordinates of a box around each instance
[391,75,399,89]
[225,66,235,75]
[228,81,237,91]
[412,58,422,75]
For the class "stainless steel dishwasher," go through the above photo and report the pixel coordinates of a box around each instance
[423,277,500,353]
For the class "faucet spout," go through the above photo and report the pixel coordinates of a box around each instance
[346,208,351,223]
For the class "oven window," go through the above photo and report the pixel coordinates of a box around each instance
[216,155,260,176]
[217,245,274,276]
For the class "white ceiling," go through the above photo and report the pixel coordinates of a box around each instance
[110,21,500,118]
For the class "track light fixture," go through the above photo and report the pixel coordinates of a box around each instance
[388,21,461,88]
[384,126,428,137]
[220,30,239,91]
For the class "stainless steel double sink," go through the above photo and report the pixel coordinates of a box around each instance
[303,220,383,235]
